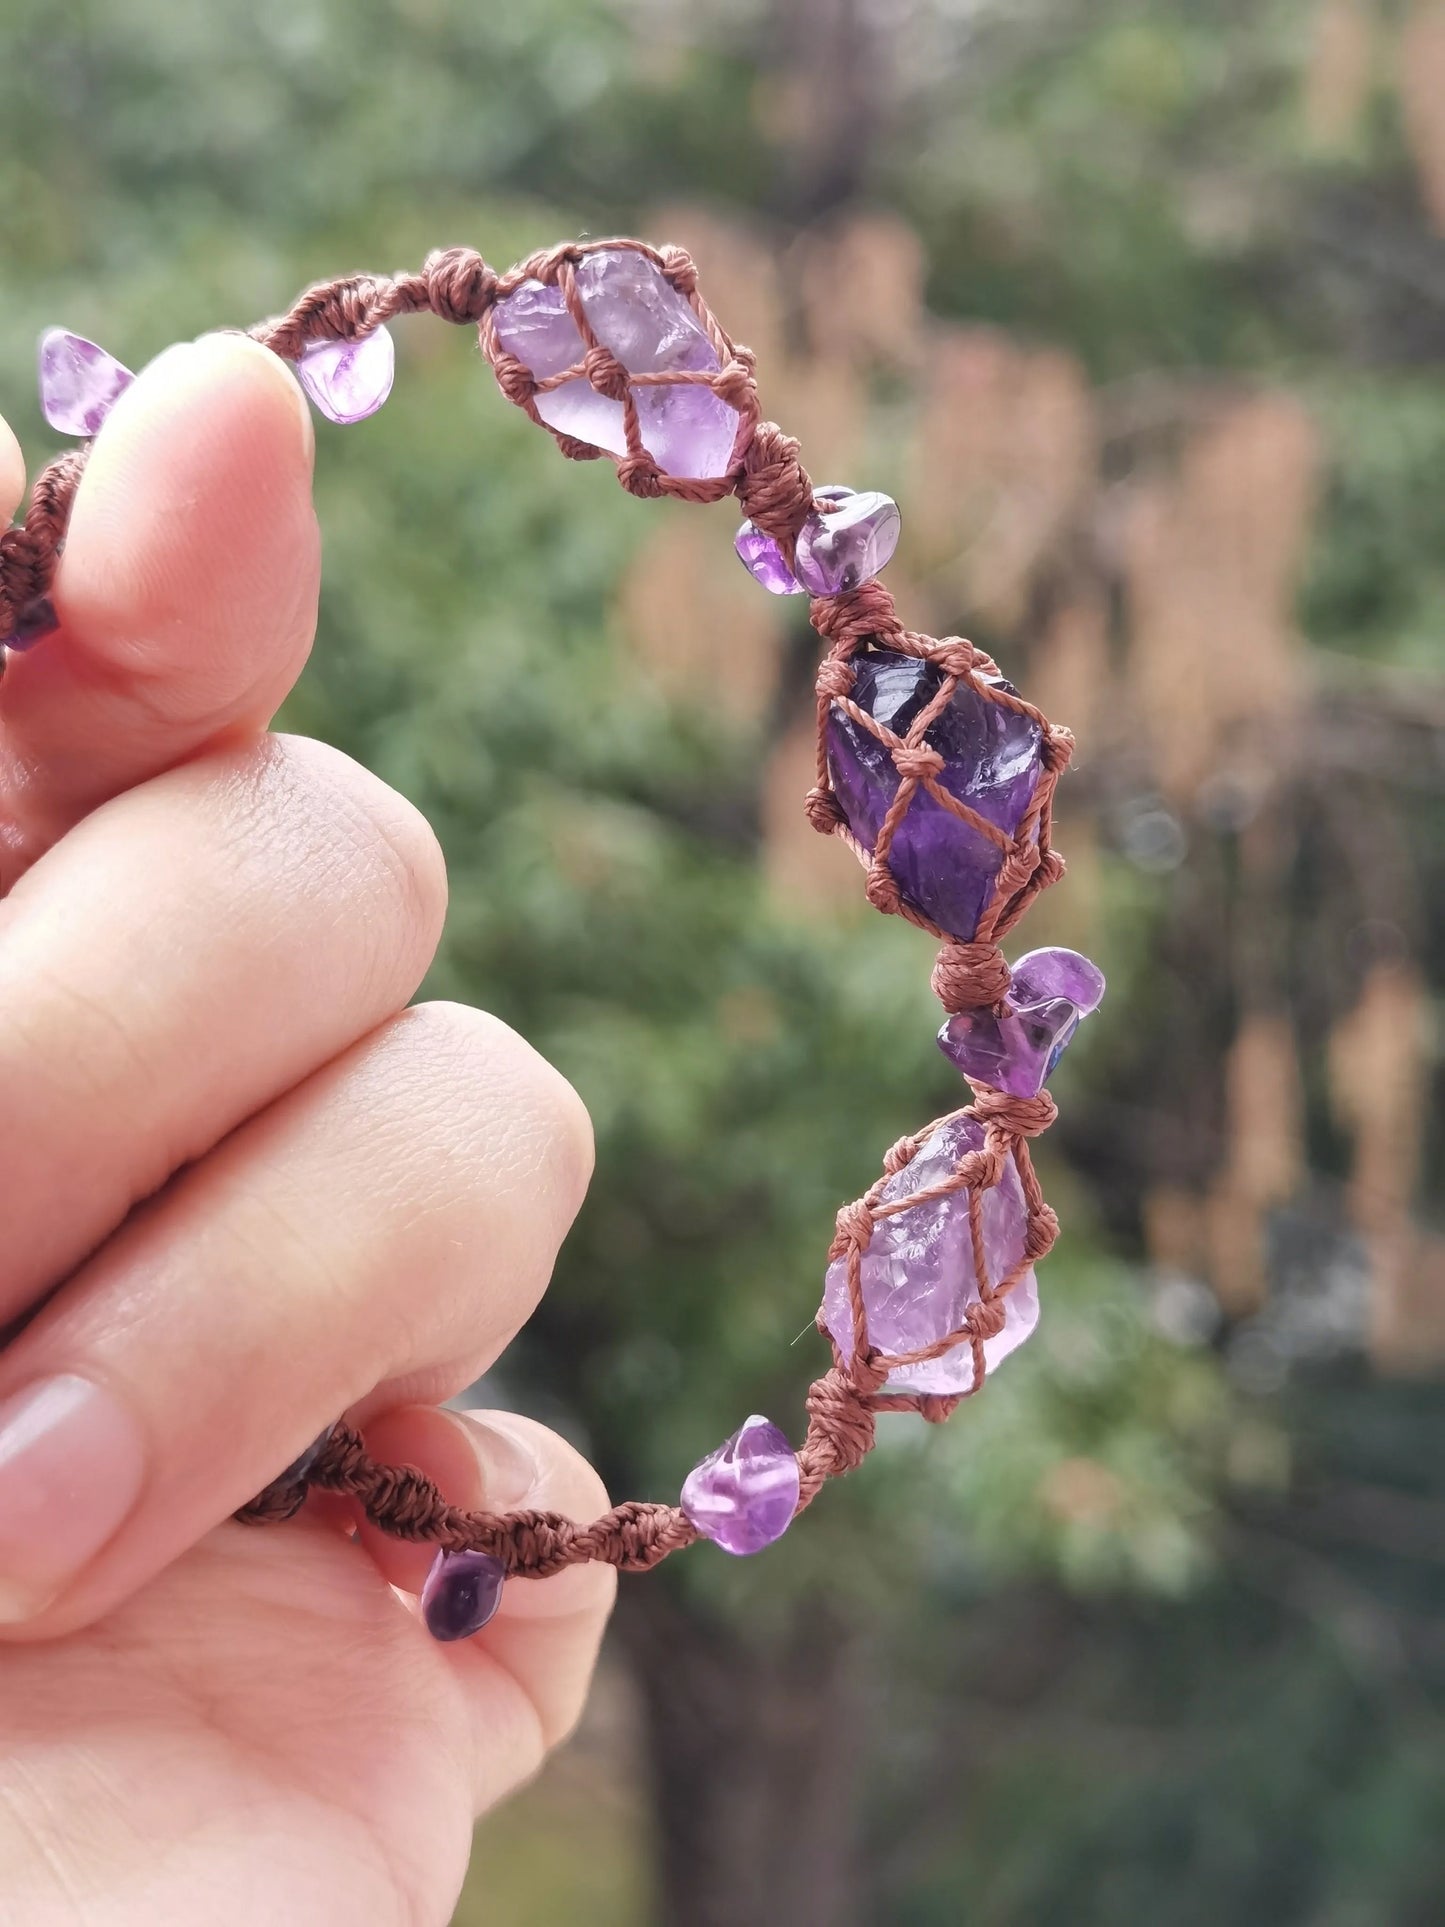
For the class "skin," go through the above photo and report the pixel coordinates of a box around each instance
[0,336,614,1924]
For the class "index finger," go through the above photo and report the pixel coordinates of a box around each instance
[0,333,320,884]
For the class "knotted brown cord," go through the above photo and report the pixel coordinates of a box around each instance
[1,236,1074,1575]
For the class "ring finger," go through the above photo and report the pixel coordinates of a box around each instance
[0,998,593,1636]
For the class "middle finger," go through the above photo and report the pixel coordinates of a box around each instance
[0,732,447,1319]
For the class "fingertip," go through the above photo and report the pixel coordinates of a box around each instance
[55,328,320,711]
[356,1404,615,1625]
[0,416,23,524]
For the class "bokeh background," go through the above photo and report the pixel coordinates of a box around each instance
[6,2,1445,1921]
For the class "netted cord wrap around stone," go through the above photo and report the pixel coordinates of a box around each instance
[2,236,1074,1577]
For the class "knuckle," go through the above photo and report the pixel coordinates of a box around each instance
[265,735,449,963]
[399,1001,595,1223]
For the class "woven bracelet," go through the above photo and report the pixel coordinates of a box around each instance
[1,236,1104,1644]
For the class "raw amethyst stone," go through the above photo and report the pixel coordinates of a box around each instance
[296,327,395,424]
[826,649,1043,940]
[38,330,134,437]
[421,1548,506,1642]
[734,485,855,595]
[939,947,1106,1096]
[794,490,901,596]
[1,598,59,653]
[680,1414,800,1556]
[821,1114,1038,1397]
[492,249,740,479]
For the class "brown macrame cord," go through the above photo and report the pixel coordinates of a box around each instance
[2,238,1073,1578]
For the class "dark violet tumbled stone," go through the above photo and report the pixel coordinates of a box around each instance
[421,1549,507,1642]
[938,946,1106,1096]
[680,1414,800,1556]
[820,1114,1038,1398]
[825,649,1043,941]
[38,329,134,437]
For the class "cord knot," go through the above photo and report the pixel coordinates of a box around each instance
[804,784,845,835]
[892,742,945,784]
[970,1086,1059,1138]
[583,344,632,402]
[423,247,498,325]
[931,941,1011,1012]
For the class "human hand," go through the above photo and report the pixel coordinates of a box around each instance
[0,336,612,1924]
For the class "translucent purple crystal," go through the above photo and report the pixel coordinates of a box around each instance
[492,249,741,479]
[826,649,1043,940]
[821,1114,1038,1398]
[296,328,395,424]
[680,1414,800,1556]
[1,598,59,653]
[734,485,855,595]
[38,330,134,437]
[939,947,1106,1096]
[421,1548,506,1642]
[794,490,901,596]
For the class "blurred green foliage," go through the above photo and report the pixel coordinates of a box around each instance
[4,2,1444,1923]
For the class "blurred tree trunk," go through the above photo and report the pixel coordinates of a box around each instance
[619,1587,865,1927]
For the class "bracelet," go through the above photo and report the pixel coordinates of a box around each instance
[1,236,1104,1645]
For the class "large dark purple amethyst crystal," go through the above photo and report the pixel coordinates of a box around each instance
[825,648,1043,941]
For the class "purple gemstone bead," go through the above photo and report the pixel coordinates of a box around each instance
[296,327,395,424]
[821,1114,1038,1397]
[421,1548,507,1642]
[938,947,1106,1096]
[493,249,740,480]
[1,597,59,653]
[734,485,855,595]
[794,490,901,596]
[826,649,1043,941]
[680,1415,800,1556]
[38,330,134,437]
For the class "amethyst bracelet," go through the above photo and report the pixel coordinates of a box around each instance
[2,237,1102,1642]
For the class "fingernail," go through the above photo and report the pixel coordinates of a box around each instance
[0,1375,147,1623]
[455,1411,543,1512]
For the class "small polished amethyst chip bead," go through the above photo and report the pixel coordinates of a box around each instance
[939,947,1106,1096]
[296,327,395,424]
[795,489,901,596]
[421,1548,507,1642]
[734,485,855,595]
[680,1415,800,1556]
[38,329,134,437]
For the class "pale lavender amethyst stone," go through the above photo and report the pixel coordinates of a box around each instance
[492,249,740,479]
[825,649,1043,941]
[296,327,395,424]
[1,597,59,653]
[38,330,134,437]
[794,490,901,596]
[734,485,855,595]
[821,1114,1039,1397]
[938,947,1106,1096]
[421,1548,506,1642]
[680,1415,800,1556]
